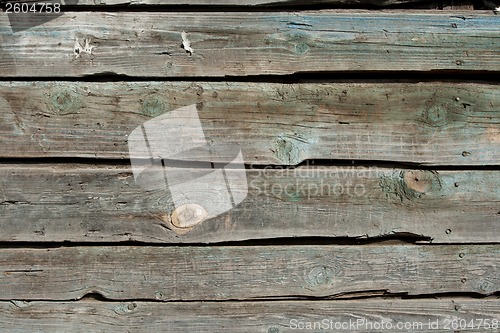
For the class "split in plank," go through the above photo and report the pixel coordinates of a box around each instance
[1,82,499,165]
[0,164,498,243]
[1,11,500,76]
[0,245,498,300]
[1,299,499,332]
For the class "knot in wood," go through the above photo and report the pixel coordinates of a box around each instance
[423,105,448,127]
[403,170,440,194]
[380,170,441,202]
[304,265,338,290]
[275,133,311,165]
[171,203,207,228]
[139,96,167,117]
[48,90,82,115]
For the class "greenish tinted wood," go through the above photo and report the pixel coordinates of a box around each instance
[1,11,499,77]
[1,299,499,332]
[1,82,499,165]
[0,164,498,243]
[0,245,498,300]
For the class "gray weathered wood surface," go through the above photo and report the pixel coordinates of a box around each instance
[0,164,498,243]
[1,82,499,165]
[2,11,499,77]
[1,299,499,332]
[0,245,498,300]
[55,0,441,6]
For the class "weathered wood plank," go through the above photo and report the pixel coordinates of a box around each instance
[3,0,445,5]
[2,11,499,76]
[50,0,441,6]
[1,82,499,165]
[0,164,498,243]
[0,245,498,300]
[1,299,499,332]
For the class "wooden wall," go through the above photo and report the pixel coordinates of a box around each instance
[0,0,499,331]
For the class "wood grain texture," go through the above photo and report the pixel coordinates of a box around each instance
[1,82,499,165]
[0,164,498,243]
[0,245,498,300]
[1,11,499,77]
[1,299,499,332]
[56,0,439,6]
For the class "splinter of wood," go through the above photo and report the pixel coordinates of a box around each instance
[181,31,193,55]
[74,38,93,58]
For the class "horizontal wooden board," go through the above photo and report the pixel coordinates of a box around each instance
[1,11,499,76]
[4,0,444,5]
[50,0,439,6]
[1,82,499,165]
[1,299,499,332]
[0,245,498,300]
[0,164,498,243]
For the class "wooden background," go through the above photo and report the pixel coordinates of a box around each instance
[0,0,499,331]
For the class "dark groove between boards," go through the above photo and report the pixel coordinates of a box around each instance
[0,157,499,171]
[0,1,481,12]
[5,235,500,247]
[4,291,500,303]
[0,71,499,84]
[2,237,500,248]
[278,159,500,171]
[0,235,434,248]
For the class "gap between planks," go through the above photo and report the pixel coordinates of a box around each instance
[1,71,500,82]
